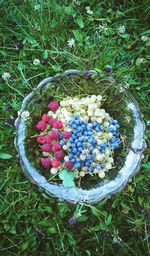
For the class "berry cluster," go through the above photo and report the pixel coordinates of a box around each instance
[36,101,73,175]
[35,96,121,180]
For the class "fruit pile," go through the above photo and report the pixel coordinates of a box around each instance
[35,95,121,179]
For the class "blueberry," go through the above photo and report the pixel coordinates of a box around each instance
[69,138,74,143]
[82,150,86,154]
[89,167,94,172]
[60,140,65,146]
[76,163,81,168]
[90,146,94,151]
[100,125,104,130]
[83,142,87,147]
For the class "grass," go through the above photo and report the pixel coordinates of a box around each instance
[0,0,150,255]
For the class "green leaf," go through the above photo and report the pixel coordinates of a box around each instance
[21,241,29,251]
[59,168,76,188]
[0,153,13,159]
[75,17,84,28]
[72,30,83,42]
[89,225,101,232]
[47,226,57,234]
[105,214,112,225]
[142,162,150,170]
[43,49,48,58]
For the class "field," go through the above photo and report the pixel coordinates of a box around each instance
[0,1,150,255]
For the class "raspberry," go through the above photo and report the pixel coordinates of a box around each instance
[53,120,63,129]
[41,143,52,152]
[62,131,71,139]
[37,136,45,144]
[52,159,60,168]
[42,114,50,123]
[36,120,46,131]
[51,130,59,139]
[48,118,57,127]
[48,101,59,112]
[44,134,53,144]
[65,161,74,170]
[53,141,61,151]
[54,150,64,160]
[40,157,52,168]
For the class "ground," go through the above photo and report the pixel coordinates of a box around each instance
[0,1,150,255]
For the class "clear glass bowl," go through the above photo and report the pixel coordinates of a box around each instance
[15,70,146,204]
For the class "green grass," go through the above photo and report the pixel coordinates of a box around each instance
[0,0,150,255]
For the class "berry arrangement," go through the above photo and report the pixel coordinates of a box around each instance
[35,95,121,187]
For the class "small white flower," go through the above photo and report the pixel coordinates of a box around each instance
[34,4,41,11]
[73,0,80,5]
[141,35,149,42]
[136,58,147,66]
[19,111,30,121]
[33,59,40,65]
[85,6,93,15]
[98,23,108,33]
[67,38,75,47]
[123,83,130,89]
[2,72,11,80]
[117,25,126,34]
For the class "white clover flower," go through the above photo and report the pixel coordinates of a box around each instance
[85,6,93,15]
[136,58,147,66]
[34,4,41,11]
[2,72,11,80]
[98,23,108,33]
[67,38,75,47]
[33,59,40,65]
[117,25,126,34]
[18,111,30,121]
[141,35,149,42]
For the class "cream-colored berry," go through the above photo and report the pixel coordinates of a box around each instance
[96,154,105,161]
[50,168,58,175]
[64,156,69,162]
[105,163,112,170]
[80,154,87,161]
[98,171,105,178]
[80,171,86,177]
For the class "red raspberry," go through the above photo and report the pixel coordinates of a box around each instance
[53,141,61,151]
[51,130,59,139]
[41,143,52,152]
[42,114,50,123]
[40,157,52,168]
[48,118,57,127]
[48,101,59,112]
[52,159,60,168]
[65,161,74,170]
[62,131,71,139]
[54,150,64,160]
[37,136,45,144]
[44,134,53,144]
[36,120,46,131]
[53,120,63,129]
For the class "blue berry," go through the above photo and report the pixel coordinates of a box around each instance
[60,140,65,146]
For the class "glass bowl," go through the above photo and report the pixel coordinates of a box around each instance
[15,70,146,204]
